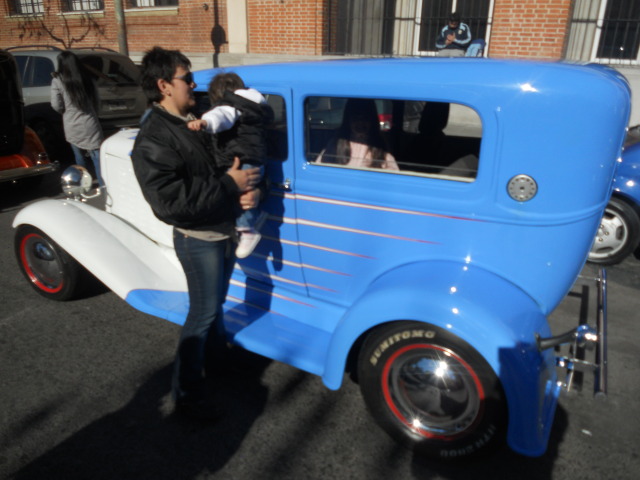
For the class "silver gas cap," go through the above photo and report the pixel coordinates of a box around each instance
[507,174,538,202]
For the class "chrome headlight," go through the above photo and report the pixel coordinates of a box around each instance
[61,165,93,199]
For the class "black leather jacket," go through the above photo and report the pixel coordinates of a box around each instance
[131,106,239,235]
[213,90,274,168]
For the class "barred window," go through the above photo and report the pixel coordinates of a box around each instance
[128,0,178,7]
[63,0,104,11]
[14,0,44,14]
[566,0,640,65]
[324,0,491,57]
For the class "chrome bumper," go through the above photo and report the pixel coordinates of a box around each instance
[536,268,608,398]
[0,161,60,183]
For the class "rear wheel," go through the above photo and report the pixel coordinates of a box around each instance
[358,321,507,459]
[15,225,85,301]
[589,197,640,265]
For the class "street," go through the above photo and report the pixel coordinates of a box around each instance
[1,174,639,480]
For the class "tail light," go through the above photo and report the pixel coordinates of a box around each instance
[378,113,392,131]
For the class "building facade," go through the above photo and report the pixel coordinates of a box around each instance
[2,0,639,64]
[2,0,639,120]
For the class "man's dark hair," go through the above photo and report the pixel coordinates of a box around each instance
[449,12,461,23]
[140,46,191,103]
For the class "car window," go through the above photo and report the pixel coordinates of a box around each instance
[32,56,55,87]
[263,94,287,161]
[80,55,140,86]
[305,96,482,182]
[13,56,28,85]
[193,92,287,162]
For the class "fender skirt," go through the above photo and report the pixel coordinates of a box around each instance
[322,260,559,457]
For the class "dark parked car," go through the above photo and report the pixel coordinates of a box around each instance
[0,50,58,184]
[7,46,146,163]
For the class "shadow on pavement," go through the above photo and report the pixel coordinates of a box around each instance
[411,405,568,479]
[12,356,270,480]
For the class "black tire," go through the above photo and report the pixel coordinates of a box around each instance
[14,225,85,301]
[589,197,640,265]
[358,321,507,459]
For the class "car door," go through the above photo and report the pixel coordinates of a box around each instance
[15,54,56,107]
[293,93,484,308]
[224,86,311,332]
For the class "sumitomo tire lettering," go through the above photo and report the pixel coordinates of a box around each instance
[369,329,436,365]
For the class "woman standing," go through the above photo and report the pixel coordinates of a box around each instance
[132,47,261,420]
[51,51,104,186]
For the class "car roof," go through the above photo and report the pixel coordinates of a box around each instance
[7,47,127,59]
[194,57,629,98]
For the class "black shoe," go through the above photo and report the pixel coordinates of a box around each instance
[174,400,222,421]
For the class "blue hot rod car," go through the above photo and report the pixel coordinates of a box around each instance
[13,58,630,459]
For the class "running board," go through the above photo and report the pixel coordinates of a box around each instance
[230,312,332,377]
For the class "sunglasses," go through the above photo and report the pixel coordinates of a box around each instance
[173,71,194,85]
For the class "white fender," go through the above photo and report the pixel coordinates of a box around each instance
[13,198,186,300]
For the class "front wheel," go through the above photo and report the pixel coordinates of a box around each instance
[589,197,640,265]
[15,225,85,301]
[358,322,507,459]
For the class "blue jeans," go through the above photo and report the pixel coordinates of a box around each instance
[172,230,236,403]
[71,144,103,186]
[236,163,264,230]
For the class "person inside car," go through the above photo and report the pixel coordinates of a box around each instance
[316,98,399,171]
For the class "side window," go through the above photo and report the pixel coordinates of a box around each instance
[193,92,288,162]
[81,55,106,84]
[14,56,28,85]
[305,96,482,182]
[263,94,288,161]
[32,56,55,87]
[105,57,140,85]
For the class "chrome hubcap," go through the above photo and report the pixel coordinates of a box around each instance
[384,345,483,438]
[21,235,64,291]
[591,208,628,259]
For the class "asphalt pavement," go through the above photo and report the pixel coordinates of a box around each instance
[1,174,639,480]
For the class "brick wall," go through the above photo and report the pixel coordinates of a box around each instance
[489,0,572,60]
[0,0,225,55]
[246,0,323,55]
[0,0,575,60]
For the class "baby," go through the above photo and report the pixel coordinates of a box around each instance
[188,72,273,258]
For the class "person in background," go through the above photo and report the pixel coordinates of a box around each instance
[316,98,399,171]
[188,72,273,258]
[51,51,104,186]
[132,47,261,420]
[435,12,472,57]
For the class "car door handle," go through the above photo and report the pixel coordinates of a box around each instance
[275,179,292,191]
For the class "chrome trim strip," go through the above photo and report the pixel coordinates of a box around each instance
[0,162,59,183]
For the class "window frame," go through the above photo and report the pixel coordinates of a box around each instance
[567,0,640,65]
[126,0,178,8]
[62,0,104,12]
[304,94,482,183]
